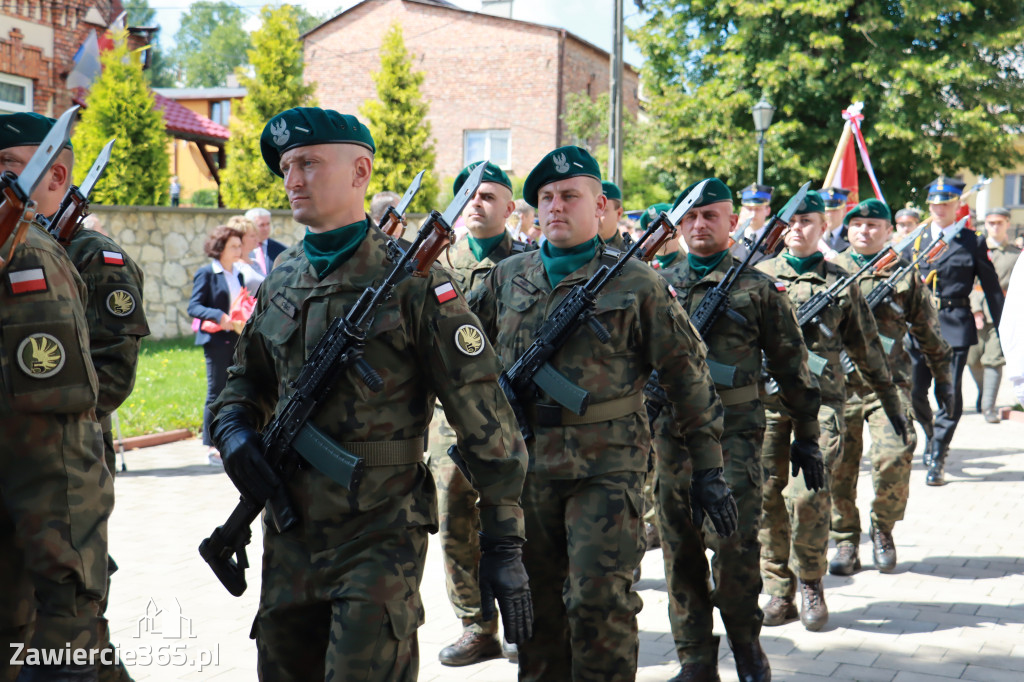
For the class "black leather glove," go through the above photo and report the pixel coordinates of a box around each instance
[790,439,825,491]
[690,467,738,537]
[479,534,534,644]
[934,380,955,416]
[880,392,910,445]
[211,410,281,506]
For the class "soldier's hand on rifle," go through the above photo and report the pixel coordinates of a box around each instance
[790,439,825,491]
[934,381,955,416]
[478,534,534,644]
[690,467,738,537]
[212,410,282,505]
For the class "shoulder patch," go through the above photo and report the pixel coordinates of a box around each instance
[102,250,125,266]
[8,268,48,295]
[17,332,65,378]
[105,289,136,317]
[774,282,786,292]
[454,324,485,356]
[667,284,678,298]
[434,281,458,304]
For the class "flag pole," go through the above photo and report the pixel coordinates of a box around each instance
[823,121,852,189]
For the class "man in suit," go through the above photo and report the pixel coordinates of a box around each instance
[245,207,286,274]
[821,186,852,254]
[903,177,1005,485]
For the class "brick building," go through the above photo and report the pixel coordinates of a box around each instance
[303,0,640,183]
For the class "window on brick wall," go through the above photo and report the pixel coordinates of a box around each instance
[464,129,510,169]
[1004,174,1024,209]
[0,73,33,114]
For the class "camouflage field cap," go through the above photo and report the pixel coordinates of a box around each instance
[260,107,375,177]
[794,190,825,215]
[523,145,601,207]
[0,112,72,151]
[640,203,672,231]
[843,198,892,225]
[602,180,623,202]
[673,177,732,211]
[454,160,511,194]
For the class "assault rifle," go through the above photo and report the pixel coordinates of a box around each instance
[0,106,78,267]
[48,138,115,245]
[199,162,488,597]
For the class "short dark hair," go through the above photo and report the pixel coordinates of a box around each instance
[203,225,243,258]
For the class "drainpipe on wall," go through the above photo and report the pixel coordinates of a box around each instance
[556,29,566,147]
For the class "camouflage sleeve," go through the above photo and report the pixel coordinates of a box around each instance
[465,269,497,339]
[644,280,724,472]
[840,282,899,407]
[416,272,527,540]
[758,279,821,442]
[907,276,953,384]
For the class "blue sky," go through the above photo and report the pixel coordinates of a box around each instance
[149,0,648,66]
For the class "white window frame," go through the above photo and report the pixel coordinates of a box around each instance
[0,73,33,114]
[463,129,511,170]
[1004,174,1024,209]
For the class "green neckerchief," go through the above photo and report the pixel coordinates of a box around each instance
[686,250,728,278]
[540,236,599,288]
[467,232,505,262]
[303,218,369,280]
[782,251,824,275]
[850,251,877,269]
[655,251,681,269]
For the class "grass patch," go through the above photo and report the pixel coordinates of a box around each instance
[117,336,206,438]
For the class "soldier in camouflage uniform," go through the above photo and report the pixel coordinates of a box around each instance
[429,161,533,666]
[2,112,148,682]
[598,180,629,250]
[653,180,822,682]
[208,108,531,681]
[470,146,735,682]
[830,199,951,576]
[1,201,112,680]
[967,207,1019,423]
[756,191,904,632]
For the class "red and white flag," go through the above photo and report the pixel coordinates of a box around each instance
[434,281,457,304]
[8,268,48,294]
[102,250,124,266]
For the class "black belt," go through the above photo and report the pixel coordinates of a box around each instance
[938,296,970,310]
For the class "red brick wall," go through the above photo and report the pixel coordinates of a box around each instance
[559,36,640,148]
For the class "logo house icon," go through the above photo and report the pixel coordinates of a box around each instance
[135,598,197,639]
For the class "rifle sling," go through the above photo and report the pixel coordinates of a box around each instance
[295,422,423,469]
[527,392,644,427]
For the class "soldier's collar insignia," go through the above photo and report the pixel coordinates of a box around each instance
[454,324,485,356]
[106,289,135,317]
[8,267,48,295]
[17,332,65,379]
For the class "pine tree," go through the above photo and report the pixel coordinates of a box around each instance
[220,4,317,210]
[360,23,439,212]
[72,30,169,206]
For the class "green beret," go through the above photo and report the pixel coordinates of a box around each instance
[453,161,511,194]
[640,203,672,231]
[261,107,375,177]
[793,190,825,215]
[0,112,73,151]
[523,146,601,207]
[602,181,622,202]
[843,198,891,226]
[672,177,732,211]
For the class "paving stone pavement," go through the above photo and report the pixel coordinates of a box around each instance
[104,380,1024,681]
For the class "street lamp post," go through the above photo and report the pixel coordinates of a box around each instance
[751,99,775,185]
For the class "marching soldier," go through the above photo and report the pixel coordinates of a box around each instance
[1,117,113,681]
[821,186,852,252]
[830,199,951,576]
[599,180,629,250]
[430,161,532,666]
[470,146,733,682]
[757,191,903,632]
[209,107,531,681]
[904,177,1004,485]
[654,180,822,682]
[967,207,1019,423]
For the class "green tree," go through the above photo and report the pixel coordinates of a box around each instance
[122,0,174,87]
[631,1,1024,207]
[72,31,169,206]
[170,1,250,87]
[360,23,439,212]
[220,4,316,209]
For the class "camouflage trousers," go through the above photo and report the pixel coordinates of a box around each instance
[0,414,112,681]
[657,427,765,664]
[518,471,645,682]
[427,405,497,635]
[760,402,843,597]
[832,388,917,545]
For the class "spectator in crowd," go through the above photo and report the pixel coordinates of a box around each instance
[170,175,181,207]
[893,207,922,240]
[227,215,267,291]
[511,199,535,243]
[369,190,401,226]
[187,225,246,465]
[245,207,286,272]
[82,213,108,235]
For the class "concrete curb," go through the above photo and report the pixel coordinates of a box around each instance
[117,428,194,451]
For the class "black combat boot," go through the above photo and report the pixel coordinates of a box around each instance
[798,578,828,631]
[761,595,797,626]
[983,367,1002,424]
[870,523,897,573]
[926,441,947,487]
[729,637,771,682]
[438,631,501,666]
[828,542,861,576]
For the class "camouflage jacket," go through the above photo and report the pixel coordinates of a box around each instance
[602,230,629,251]
[447,230,534,295]
[63,226,150,420]
[211,226,527,540]
[970,241,1020,323]
[835,250,951,392]
[470,245,724,479]
[1,222,98,417]
[756,255,897,409]
[659,254,821,442]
